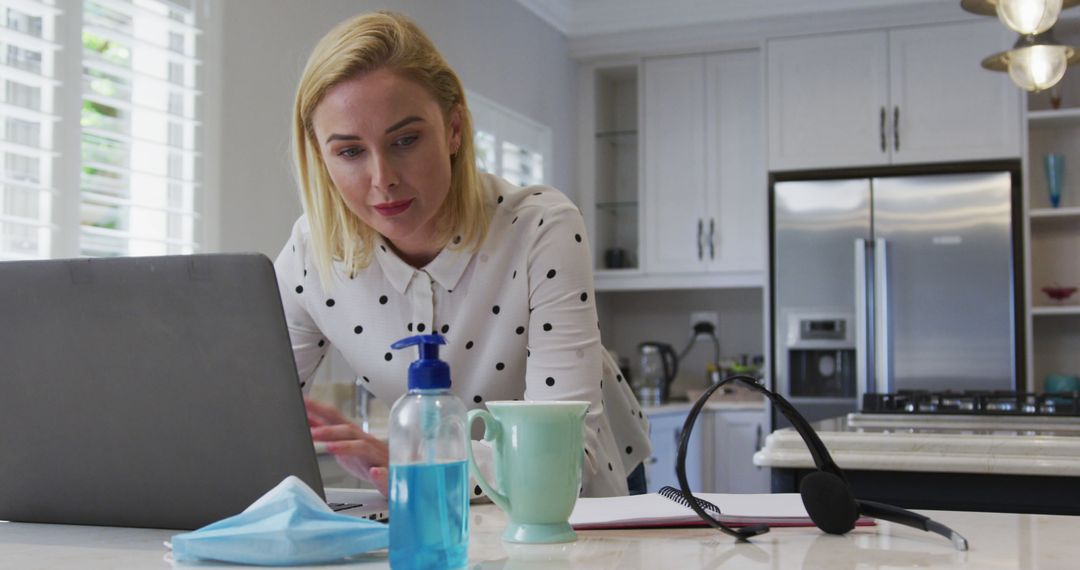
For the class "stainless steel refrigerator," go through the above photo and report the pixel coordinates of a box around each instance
[770,165,1021,422]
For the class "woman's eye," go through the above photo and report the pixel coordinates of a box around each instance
[338,147,363,158]
[394,134,419,147]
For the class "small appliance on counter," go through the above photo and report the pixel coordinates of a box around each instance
[636,342,678,406]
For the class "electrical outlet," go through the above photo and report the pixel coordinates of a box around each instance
[689,311,720,336]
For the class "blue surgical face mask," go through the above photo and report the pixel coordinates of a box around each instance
[169,476,388,566]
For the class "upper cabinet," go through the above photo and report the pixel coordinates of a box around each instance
[767,20,1021,171]
[642,52,765,276]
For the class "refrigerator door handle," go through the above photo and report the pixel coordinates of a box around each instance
[874,237,891,393]
[855,238,870,402]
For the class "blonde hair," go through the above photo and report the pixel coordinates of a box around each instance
[292,11,488,284]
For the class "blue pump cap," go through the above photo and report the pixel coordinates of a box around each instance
[390,334,450,390]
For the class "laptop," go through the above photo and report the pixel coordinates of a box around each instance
[0,254,385,529]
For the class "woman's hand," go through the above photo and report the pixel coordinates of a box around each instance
[304,397,389,497]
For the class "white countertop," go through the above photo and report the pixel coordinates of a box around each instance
[2,504,1078,568]
[755,413,1080,476]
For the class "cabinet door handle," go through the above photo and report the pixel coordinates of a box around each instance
[880,106,886,152]
[708,218,716,260]
[893,106,900,152]
[697,219,704,260]
[646,456,659,465]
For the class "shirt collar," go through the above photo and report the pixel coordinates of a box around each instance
[374,234,476,295]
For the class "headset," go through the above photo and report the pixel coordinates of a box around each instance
[675,375,969,551]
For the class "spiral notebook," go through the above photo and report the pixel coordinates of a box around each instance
[569,486,874,530]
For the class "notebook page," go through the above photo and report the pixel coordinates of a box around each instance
[569,492,809,527]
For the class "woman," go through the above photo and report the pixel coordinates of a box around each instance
[275,11,649,498]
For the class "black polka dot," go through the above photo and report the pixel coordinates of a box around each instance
[512,270,517,279]
[474,485,482,496]
[512,216,518,224]
[538,218,544,227]
[496,362,505,371]
[325,299,335,307]
[617,374,624,383]
[600,380,604,388]
[354,325,363,334]
[545,377,555,386]
[379,295,388,305]
[543,323,552,332]
[546,269,556,279]
[580,292,588,302]
[441,324,449,334]
[625,446,633,454]
[295,285,303,294]
[363,376,370,383]
[453,235,462,244]
[533,192,542,196]
[466,341,474,349]
[638,411,644,419]
[527,349,531,357]
[473,395,482,403]
[292,245,295,252]
[417,323,426,332]
[492,305,500,315]
[303,269,307,276]
[608,462,613,471]
[317,340,325,348]
[515,326,525,335]
[384,352,392,361]
[380,245,387,252]
[407,323,413,332]
[497,195,504,204]
[575,234,582,243]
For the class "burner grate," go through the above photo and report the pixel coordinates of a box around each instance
[862,390,1080,416]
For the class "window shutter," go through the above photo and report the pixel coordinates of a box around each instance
[0,0,62,260]
[78,0,201,256]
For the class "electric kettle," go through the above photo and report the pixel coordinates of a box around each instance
[637,342,679,406]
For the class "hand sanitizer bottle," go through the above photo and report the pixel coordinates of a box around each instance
[388,334,469,570]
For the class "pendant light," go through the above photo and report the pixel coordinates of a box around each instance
[963,0,1080,92]
[981,30,1080,91]
[962,0,1077,34]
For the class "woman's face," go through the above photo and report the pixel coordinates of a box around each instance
[312,68,461,261]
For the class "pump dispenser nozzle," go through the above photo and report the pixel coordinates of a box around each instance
[391,334,451,390]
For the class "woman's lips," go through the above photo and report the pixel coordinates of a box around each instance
[373,198,414,217]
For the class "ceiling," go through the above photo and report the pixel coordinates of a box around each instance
[512,0,950,37]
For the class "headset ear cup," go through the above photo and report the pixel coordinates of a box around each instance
[799,470,859,535]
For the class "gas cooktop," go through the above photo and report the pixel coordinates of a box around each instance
[861,390,1080,416]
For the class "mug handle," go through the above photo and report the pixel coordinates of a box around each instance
[466,409,511,513]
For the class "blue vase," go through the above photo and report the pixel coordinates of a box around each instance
[1045,154,1065,208]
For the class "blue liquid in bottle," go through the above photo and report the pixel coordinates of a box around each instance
[389,460,469,570]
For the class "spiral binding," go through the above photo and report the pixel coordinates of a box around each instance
[658,485,723,516]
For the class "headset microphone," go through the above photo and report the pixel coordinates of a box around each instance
[674,375,969,551]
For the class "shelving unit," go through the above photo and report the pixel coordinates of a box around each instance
[589,65,640,273]
[1024,53,1080,390]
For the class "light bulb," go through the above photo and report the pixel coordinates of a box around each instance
[996,0,1064,35]
[1007,43,1071,91]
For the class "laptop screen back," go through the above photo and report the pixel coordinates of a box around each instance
[0,254,323,530]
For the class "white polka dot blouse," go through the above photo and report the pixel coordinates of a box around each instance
[274,173,651,497]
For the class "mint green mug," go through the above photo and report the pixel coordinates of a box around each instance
[467,401,589,544]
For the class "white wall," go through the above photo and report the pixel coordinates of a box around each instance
[213,0,577,256]
[596,288,764,399]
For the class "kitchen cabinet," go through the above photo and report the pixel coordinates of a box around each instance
[643,408,705,493]
[711,406,770,493]
[642,51,765,276]
[580,50,766,291]
[767,20,1020,171]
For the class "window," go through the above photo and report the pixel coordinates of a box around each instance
[468,90,551,188]
[0,0,206,261]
